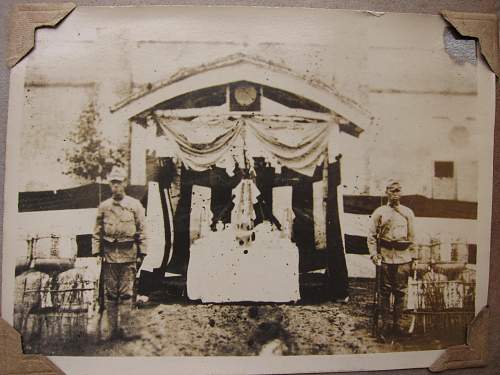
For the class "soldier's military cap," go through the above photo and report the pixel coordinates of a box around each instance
[108,167,127,182]
[386,179,402,192]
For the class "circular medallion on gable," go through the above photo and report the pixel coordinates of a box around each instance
[234,84,258,106]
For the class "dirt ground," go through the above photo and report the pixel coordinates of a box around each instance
[37,278,465,357]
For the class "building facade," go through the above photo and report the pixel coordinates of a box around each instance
[16,8,483,279]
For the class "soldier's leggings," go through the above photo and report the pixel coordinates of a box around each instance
[380,262,411,329]
[103,262,136,301]
[102,262,136,335]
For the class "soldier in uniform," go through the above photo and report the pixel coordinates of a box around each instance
[92,167,147,340]
[368,180,416,338]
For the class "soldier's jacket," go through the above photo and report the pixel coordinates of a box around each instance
[92,195,147,263]
[367,204,415,264]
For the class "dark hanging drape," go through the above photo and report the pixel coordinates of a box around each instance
[253,157,275,226]
[149,154,348,301]
[292,181,315,271]
[157,159,174,272]
[167,166,193,275]
[210,185,233,228]
[326,156,349,300]
[164,166,242,275]
[138,157,176,293]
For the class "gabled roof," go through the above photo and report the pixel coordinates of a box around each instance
[110,53,373,132]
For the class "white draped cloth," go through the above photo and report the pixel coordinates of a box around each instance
[231,179,260,226]
[313,180,327,249]
[151,114,327,302]
[245,117,329,176]
[186,221,300,303]
[140,182,165,272]
[154,115,330,177]
[272,186,294,239]
[190,185,213,243]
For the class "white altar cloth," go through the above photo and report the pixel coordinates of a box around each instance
[187,222,300,303]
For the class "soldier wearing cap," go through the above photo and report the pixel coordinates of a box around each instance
[368,179,416,338]
[92,167,147,340]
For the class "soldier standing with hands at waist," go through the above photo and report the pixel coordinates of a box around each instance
[368,180,416,339]
[92,167,147,340]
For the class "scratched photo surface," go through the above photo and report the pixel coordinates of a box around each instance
[1,6,495,371]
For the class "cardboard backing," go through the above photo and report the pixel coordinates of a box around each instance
[2,3,499,374]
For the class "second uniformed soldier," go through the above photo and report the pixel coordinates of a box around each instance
[92,167,147,340]
[368,180,416,339]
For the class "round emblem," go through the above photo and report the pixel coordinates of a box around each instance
[234,84,258,106]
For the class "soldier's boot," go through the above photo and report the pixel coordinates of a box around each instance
[378,293,393,342]
[104,300,119,340]
[392,293,410,338]
[117,299,140,341]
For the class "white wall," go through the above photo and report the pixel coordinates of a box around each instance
[21,85,95,190]
[13,209,96,258]
[20,8,480,204]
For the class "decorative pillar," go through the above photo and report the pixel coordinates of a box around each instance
[130,121,147,185]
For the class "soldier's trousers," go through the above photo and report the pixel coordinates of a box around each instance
[380,262,411,331]
[102,262,136,336]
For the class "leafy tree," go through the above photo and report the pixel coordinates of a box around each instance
[63,102,128,182]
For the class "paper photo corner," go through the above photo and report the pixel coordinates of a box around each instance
[440,11,499,78]
[7,2,76,69]
[0,317,65,375]
[429,305,489,372]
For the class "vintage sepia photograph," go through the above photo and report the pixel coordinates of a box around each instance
[1,5,495,374]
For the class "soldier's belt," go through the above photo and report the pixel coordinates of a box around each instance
[102,239,135,248]
[379,239,412,251]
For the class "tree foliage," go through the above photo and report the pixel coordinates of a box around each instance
[64,103,128,182]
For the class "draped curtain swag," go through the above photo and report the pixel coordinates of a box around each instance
[153,115,331,177]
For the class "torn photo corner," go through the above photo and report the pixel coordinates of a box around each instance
[1,5,495,375]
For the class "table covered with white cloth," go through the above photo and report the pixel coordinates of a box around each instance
[187,222,300,303]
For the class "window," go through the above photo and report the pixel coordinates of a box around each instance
[467,244,477,264]
[434,161,454,178]
[50,235,60,256]
[76,234,93,257]
[450,243,458,262]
